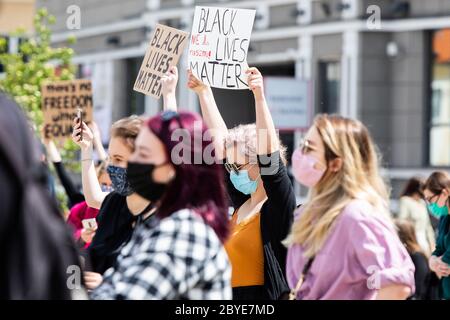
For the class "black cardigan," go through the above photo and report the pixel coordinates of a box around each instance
[224,151,296,300]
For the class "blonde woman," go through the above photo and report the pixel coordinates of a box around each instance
[285,114,415,300]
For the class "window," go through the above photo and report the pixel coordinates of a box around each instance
[430,29,450,166]
[318,61,340,114]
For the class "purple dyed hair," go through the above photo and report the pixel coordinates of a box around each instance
[146,111,229,243]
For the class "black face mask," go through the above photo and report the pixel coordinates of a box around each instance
[127,162,169,202]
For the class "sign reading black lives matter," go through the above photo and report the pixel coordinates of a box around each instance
[41,79,93,141]
[134,24,189,98]
[188,6,256,90]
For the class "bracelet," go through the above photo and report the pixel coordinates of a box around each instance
[81,158,93,162]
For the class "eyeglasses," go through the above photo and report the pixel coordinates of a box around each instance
[298,139,318,154]
[224,162,249,174]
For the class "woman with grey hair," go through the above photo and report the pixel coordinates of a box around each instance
[188,68,296,300]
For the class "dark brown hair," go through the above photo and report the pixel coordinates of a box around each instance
[401,177,424,198]
[423,171,450,195]
[395,219,422,255]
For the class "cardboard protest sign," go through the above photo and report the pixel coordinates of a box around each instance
[188,6,256,90]
[134,24,189,98]
[41,79,93,141]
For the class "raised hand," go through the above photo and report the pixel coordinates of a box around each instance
[72,118,94,151]
[246,67,265,99]
[187,69,209,94]
[161,66,179,96]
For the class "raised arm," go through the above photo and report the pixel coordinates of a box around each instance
[161,66,178,111]
[247,67,279,155]
[72,119,108,209]
[42,137,84,206]
[187,70,228,159]
[89,121,108,162]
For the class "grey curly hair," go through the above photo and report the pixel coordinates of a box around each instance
[225,123,287,165]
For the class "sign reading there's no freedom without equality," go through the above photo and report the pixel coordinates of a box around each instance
[134,24,189,98]
[188,6,256,90]
[41,79,93,141]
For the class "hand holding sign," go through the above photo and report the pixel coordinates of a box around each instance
[187,69,210,94]
[161,66,179,96]
[188,6,256,90]
[247,67,265,99]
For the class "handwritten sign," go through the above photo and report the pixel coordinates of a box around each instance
[188,6,256,90]
[134,24,189,98]
[41,79,93,141]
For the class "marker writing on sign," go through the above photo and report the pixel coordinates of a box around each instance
[197,8,237,36]
[134,26,187,97]
[149,27,187,55]
[189,61,247,89]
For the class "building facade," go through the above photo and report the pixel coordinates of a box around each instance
[0,0,35,33]
[36,0,450,208]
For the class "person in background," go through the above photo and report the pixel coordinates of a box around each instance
[188,68,296,300]
[66,161,109,249]
[43,121,109,210]
[398,177,435,256]
[91,69,231,299]
[395,219,436,300]
[0,93,83,299]
[423,171,450,300]
[43,124,112,248]
[72,115,154,288]
[285,114,415,300]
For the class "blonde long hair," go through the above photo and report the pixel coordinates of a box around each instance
[284,114,391,258]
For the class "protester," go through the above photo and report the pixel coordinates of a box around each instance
[285,114,415,300]
[43,122,110,209]
[65,161,110,249]
[188,68,296,300]
[398,177,435,256]
[90,69,232,299]
[395,219,437,300]
[0,93,83,299]
[423,171,450,300]
[72,115,154,280]
[43,130,111,247]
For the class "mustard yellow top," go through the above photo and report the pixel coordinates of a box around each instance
[224,212,264,288]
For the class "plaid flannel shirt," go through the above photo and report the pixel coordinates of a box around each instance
[91,209,232,300]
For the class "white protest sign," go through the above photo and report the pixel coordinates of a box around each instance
[264,77,312,130]
[188,6,256,90]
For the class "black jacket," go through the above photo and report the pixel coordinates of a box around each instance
[225,151,296,300]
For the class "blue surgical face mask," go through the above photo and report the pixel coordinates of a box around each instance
[427,201,449,219]
[107,165,133,196]
[230,169,259,195]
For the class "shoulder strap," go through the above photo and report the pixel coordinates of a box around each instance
[289,257,315,300]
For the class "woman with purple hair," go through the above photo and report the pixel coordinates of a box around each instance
[91,67,232,299]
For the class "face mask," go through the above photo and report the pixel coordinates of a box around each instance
[230,169,259,195]
[107,165,133,196]
[127,162,169,202]
[291,149,326,188]
[427,198,449,219]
